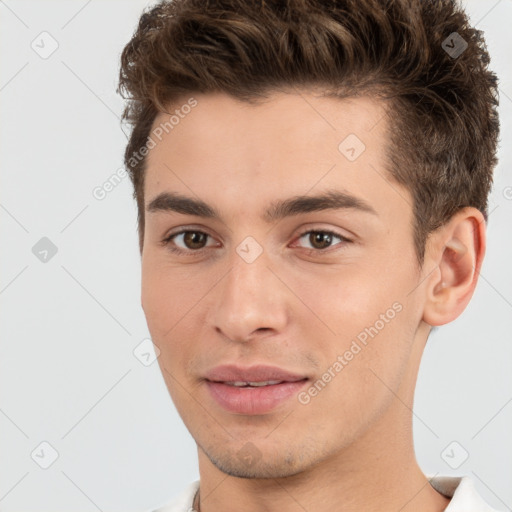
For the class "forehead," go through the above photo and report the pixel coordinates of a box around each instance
[147,91,388,168]
[143,91,409,225]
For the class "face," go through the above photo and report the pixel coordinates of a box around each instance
[141,91,428,478]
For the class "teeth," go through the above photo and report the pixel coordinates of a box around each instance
[226,380,283,387]
[248,380,282,387]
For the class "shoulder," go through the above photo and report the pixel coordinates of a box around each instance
[146,480,200,512]
[428,475,501,511]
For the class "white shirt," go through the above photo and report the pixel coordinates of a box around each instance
[149,475,500,512]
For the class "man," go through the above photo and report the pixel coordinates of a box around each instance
[117,0,501,510]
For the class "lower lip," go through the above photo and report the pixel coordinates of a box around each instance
[206,380,309,415]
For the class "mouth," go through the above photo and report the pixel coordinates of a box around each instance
[204,364,308,383]
[220,380,291,387]
[203,365,309,414]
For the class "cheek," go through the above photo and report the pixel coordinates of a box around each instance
[298,307,413,436]
[141,257,213,371]
[142,256,202,330]
[290,253,417,392]
[288,254,408,336]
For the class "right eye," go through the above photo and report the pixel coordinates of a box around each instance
[162,230,218,255]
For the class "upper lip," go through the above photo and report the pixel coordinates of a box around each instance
[204,364,308,383]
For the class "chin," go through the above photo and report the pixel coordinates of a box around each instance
[200,440,311,479]
[210,456,307,480]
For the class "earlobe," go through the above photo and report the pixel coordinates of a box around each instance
[422,208,486,327]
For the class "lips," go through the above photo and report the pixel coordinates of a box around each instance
[223,380,284,387]
[204,364,307,384]
[204,364,309,414]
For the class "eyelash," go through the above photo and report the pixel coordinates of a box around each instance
[161,228,351,256]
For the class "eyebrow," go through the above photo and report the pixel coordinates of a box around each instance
[146,189,378,222]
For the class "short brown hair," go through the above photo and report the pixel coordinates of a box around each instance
[117,0,500,263]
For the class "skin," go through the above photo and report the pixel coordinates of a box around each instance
[141,90,485,512]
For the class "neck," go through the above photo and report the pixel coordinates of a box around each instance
[195,326,450,512]
[195,399,449,512]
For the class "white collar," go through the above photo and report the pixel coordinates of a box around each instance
[427,475,500,511]
[151,475,499,511]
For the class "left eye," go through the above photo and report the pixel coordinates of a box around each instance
[295,230,349,251]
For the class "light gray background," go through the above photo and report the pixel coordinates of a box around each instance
[0,1,511,511]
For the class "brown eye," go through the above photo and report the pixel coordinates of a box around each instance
[182,231,208,249]
[309,231,333,249]
[162,230,214,254]
[295,229,350,253]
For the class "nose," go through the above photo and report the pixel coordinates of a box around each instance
[209,246,288,343]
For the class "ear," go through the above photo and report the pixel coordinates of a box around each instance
[422,207,486,327]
